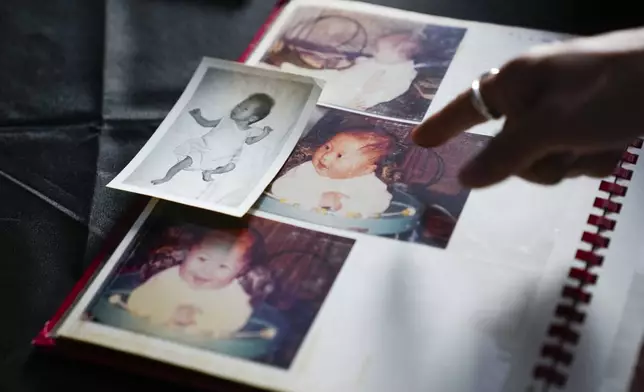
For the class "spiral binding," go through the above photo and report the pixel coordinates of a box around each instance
[532,138,643,388]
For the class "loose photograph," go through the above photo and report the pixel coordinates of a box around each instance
[79,201,355,370]
[108,58,322,217]
[248,4,466,122]
[255,107,490,249]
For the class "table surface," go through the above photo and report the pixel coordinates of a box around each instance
[1,1,641,391]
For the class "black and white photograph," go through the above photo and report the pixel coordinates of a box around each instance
[108,58,322,217]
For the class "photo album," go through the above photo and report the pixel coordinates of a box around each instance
[33,1,644,392]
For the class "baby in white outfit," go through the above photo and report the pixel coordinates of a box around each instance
[271,130,393,217]
[280,33,420,110]
[127,228,260,338]
[152,93,275,185]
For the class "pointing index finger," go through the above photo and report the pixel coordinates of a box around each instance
[411,69,504,147]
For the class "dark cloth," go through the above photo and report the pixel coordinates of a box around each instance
[0,0,641,391]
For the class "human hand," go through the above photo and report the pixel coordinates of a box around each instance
[319,191,348,211]
[212,162,235,174]
[412,28,644,188]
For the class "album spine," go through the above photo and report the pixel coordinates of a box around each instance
[532,138,644,388]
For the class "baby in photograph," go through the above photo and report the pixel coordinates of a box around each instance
[125,228,262,337]
[279,32,420,110]
[270,130,393,217]
[151,93,275,185]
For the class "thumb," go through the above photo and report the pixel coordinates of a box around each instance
[459,122,546,188]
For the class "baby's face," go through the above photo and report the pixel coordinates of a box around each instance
[179,231,253,290]
[230,99,261,124]
[312,133,379,179]
[374,35,417,64]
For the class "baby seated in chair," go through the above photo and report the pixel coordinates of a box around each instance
[279,32,420,110]
[126,228,262,338]
[270,130,393,217]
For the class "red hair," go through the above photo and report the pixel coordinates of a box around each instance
[332,130,394,165]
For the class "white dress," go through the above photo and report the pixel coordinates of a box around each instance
[127,266,253,337]
[197,127,276,205]
[174,116,264,171]
[280,58,417,110]
[270,161,392,217]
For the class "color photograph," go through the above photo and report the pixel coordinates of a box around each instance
[249,4,466,122]
[82,201,355,369]
[256,107,490,249]
[109,58,322,217]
